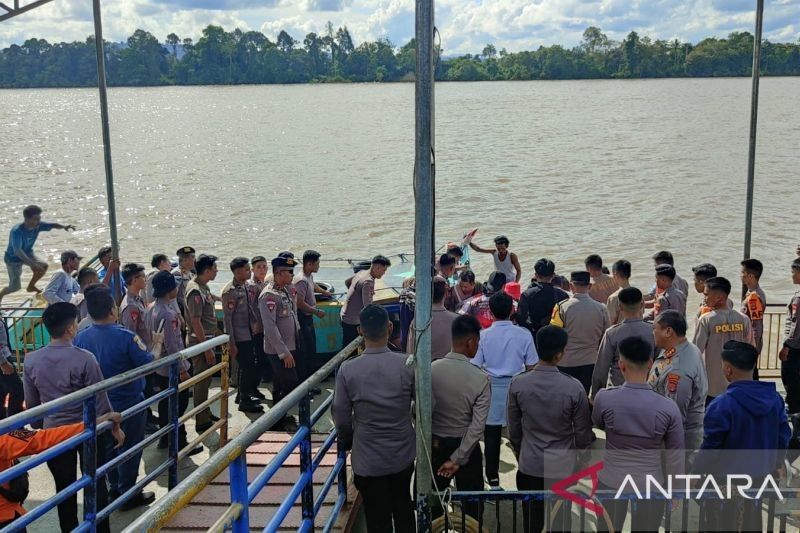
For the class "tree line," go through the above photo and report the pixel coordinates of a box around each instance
[1,24,799,88]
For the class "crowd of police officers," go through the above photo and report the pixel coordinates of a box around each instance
[2,206,800,532]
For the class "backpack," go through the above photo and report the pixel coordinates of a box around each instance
[0,462,29,504]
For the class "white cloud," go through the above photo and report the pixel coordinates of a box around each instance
[0,0,797,53]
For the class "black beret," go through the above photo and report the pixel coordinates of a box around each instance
[570,271,591,285]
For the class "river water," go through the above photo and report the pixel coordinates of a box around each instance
[1,78,799,306]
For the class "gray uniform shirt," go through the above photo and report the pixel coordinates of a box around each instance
[693,308,753,397]
[247,279,265,336]
[408,305,457,360]
[646,287,687,321]
[293,273,317,316]
[785,290,800,349]
[591,318,653,398]
[43,269,79,304]
[259,284,298,357]
[648,340,708,448]
[0,319,12,360]
[593,382,685,487]
[431,352,490,465]
[145,299,190,376]
[340,270,375,326]
[23,339,112,428]
[508,366,593,477]
[120,292,150,346]
[221,280,252,343]
[551,293,610,367]
[333,346,416,477]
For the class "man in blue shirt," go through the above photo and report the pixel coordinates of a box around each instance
[43,250,81,305]
[0,204,75,304]
[695,340,790,531]
[96,245,126,305]
[75,284,155,510]
[471,290,538,488]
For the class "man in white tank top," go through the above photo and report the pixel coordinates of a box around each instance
[469,235,521,283]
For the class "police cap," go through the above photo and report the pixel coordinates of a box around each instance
[271,256,297,272]
[177,246,196,257]
[570,271,591,285]
[152,270,178,298]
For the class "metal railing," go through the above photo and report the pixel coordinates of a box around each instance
[0,334,230,533]
[123,337,362,533]
[761,303,789,377]
[443,488,796,532]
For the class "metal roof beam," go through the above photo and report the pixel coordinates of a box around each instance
[0,0,55,23]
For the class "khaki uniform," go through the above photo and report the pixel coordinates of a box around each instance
[693,308,753,398]
[648,340,708,449]
[120,293,150,346]
[184,279,218,427]
[258,283,299,403]
[171,267,194,317]
[589,273,618,304]
[606,287,622,325]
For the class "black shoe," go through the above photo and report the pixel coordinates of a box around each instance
[158,437,168,449]
[310,387,322,396]
[195,421,213,434]
[234,394,241,404]
[253,390,267,401]
[271,415,298,432]
[145,421,160,435]
[238,402,264,414]
[120,491,156,511]
[210,414,220,422]
[184,444,203,457]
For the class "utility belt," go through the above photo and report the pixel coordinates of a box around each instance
[432,435,464,449]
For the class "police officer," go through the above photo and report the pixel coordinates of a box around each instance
[508,326,593,533]
[651,310,708,453]
[259,255,300,424]
[585,254,618,304]
[340,255,391,347]
[332,305,415,533]
[120,262,159,433]
[593,336,684,532]
[184,254,219,433]
[294,250,332,394]
[693,277,753,403]
[780,257,800,413]
[144,253,172,306]
[591,287,653,399]
[550,271,610,394]
[606,260,632,325]
[75,285,155,510]
[651,251,690,298]
[644,264,687,321]
[172,246,196,317]
[516,258,569,341]
[248,255,270,399]
[431,314,489,520]
[145,271,203,456]
[222,257,263,414]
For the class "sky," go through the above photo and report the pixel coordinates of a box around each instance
[0,0,798,54]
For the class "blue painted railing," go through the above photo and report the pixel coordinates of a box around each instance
[0,334,230,533]
[123,337,361,533]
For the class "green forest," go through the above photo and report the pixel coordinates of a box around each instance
[1,24,799,88]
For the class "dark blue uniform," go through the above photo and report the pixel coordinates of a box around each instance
[75,323,154,498]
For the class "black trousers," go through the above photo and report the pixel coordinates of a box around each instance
[701,494,763,531]
[252,333,272,385]
[155,374,190,444]
[782,349,800,414]
[599,483,665,532]
[484,424,503,483]
[353,463,415,533]
[0,361,23,419]
[517,472,571,533]
[297,313,316,382]
[432,435,483,519]
[342,323,359,348]
[266,350,299,404]
[558,364,594,396]
[235,340,258,399]
[46,440,110,533]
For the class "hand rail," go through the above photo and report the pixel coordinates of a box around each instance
[0,334,230,533]
[123,336,363,533]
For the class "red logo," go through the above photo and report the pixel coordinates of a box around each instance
[551,461,604,516]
